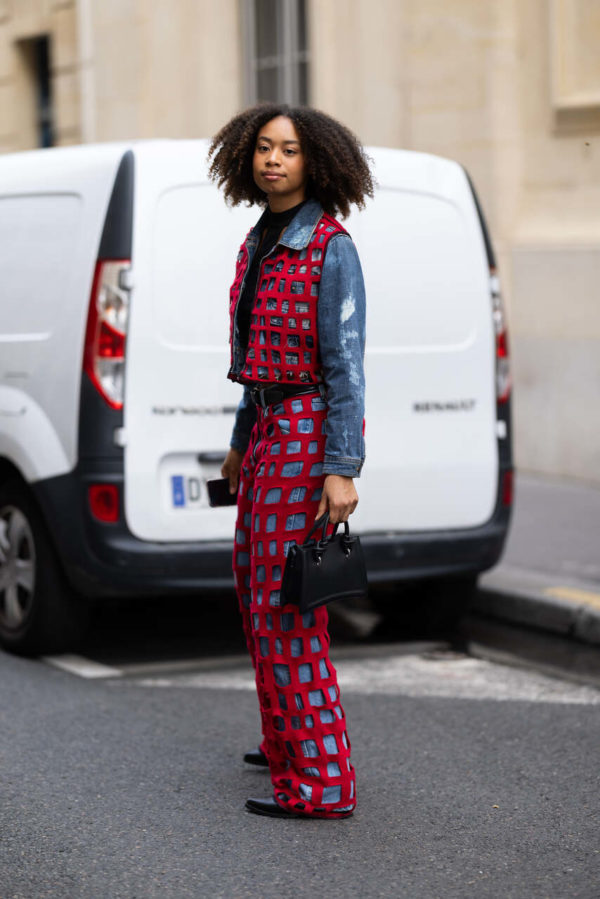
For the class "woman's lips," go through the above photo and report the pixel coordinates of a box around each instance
[262,172,284,181]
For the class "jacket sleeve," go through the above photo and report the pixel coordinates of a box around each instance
[229,384,257,454]
[317,233,366,478]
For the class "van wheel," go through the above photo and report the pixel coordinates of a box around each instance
[372,575,477,636]
[0,478,90,656]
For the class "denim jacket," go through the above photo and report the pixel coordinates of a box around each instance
[229,198,366,478]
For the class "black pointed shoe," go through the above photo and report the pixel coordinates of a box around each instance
[245,797,354,819]
[243,747,269,767]
[245,797,303,818]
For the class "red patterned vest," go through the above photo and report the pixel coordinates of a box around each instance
[227,213,349,385]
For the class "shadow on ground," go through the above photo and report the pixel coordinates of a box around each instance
[78,585,470,668]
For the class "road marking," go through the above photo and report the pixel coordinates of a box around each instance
[41,654,123,679]
[40,649,600,705]
[543,585,600,610]
[117,653,251,678]
[131,653,600,705]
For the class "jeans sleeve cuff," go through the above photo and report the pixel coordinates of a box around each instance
[322,455,363,477]
[230,435,249,454]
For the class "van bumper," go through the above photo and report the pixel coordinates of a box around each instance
[31,463,236,599]
[362,474,513,585]
[361,515,510,585]
[32,462,513,599]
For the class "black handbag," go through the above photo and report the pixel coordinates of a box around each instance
[281,512,368,614]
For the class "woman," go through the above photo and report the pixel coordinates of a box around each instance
[208,103,373,819]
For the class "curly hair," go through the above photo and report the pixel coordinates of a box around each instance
[207,103,375,219]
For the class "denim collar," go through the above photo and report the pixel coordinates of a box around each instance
[246,197,323,250]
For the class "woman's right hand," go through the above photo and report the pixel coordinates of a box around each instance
[221,447,244,494]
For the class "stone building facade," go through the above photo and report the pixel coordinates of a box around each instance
[1,0,599,483]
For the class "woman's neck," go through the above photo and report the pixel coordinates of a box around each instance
[267,192,307,214]
[265,197,307,221]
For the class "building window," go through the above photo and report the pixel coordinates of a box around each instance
[549,0,600,110]
[16,35,55,148]
[242,0,309,106]
[34,36,54,148]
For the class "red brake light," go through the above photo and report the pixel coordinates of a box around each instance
[88,484,120,522]
[83,259,131,409]
[98,320,126,358]
[501,469,513,506]
[490,267,511,404]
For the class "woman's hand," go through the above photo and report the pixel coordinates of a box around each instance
[221,447,244,494]
[315,474,358,524]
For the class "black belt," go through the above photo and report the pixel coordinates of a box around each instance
[249,381,324,410]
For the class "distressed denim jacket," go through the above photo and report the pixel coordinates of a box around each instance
[229,198,366,478]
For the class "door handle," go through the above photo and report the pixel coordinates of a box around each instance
[197,451,227,464]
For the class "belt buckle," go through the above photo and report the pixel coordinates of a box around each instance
[251,384,287,408]
[255,385,274,409]
[268,387,285,406]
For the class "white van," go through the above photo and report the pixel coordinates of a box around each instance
[0,139,513,654]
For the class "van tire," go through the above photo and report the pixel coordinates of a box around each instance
[0,478,90,656]
[372,575,477,635]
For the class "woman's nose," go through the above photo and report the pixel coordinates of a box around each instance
[266,148,281,165]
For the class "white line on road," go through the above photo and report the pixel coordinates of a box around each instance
[130,653,600,705]
[39,649,600,705]
[41,654,123,679]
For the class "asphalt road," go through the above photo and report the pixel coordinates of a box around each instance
[2,601,599,899]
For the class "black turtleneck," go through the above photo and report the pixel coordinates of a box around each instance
[237,198,308,353]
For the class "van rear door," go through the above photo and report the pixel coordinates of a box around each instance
[123,142,498,541]
[346,148,498,532]
[123,141,257,542]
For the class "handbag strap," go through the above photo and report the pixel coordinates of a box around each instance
[303,511,351,548]
[303,511,330,546]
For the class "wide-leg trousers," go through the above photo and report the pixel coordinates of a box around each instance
[232,386,356,817]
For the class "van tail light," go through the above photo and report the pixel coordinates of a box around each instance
[489,267,511,404]
[83,259,131,409]
[501,469,513,506]
[88,484,120,522]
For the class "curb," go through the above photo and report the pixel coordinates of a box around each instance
[472,566,600,647]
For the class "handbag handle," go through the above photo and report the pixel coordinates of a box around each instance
[303,511,330,546]
[303,511,351,548]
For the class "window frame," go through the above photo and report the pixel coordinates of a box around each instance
[241,0,309,106]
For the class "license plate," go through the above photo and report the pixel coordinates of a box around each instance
[171,471,211,508]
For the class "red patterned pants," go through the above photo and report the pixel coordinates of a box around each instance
[232,386,356,817]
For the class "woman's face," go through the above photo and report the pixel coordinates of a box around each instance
[253,115,307,211]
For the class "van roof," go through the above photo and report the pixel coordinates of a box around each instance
[0,139,465,202]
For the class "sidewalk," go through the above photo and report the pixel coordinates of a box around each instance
[473,471,600,646]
